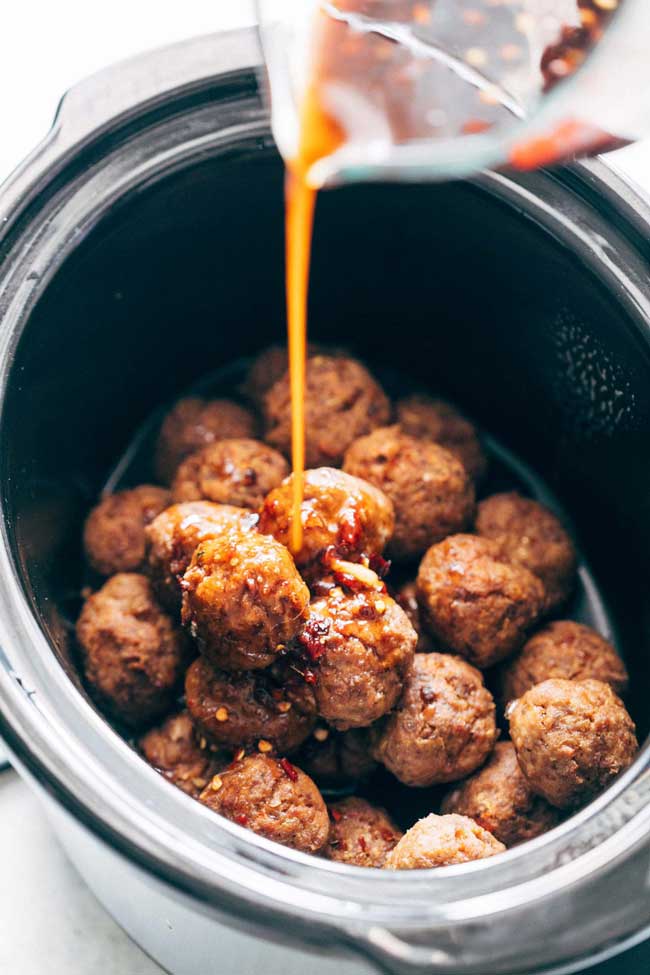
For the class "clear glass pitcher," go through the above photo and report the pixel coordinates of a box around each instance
[257,0,650,186]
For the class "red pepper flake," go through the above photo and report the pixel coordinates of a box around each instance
[279,757,299,782]
[368,554,391,579]
[461,118,492,135]
[235,813,248,826]
[381,830,396,843]
[298,616,330,661]
[329,807,342,823]
[358,836,368,853]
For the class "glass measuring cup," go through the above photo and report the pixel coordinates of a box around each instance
[257,0,650,186]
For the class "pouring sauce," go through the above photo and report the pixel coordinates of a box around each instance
[283,0,620,554]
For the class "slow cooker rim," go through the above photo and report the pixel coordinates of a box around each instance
[1,28,650,975]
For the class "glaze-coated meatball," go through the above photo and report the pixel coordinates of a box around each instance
[508,678,638,809]
[384,813,505,869]
[155,396,258,484]
[441,741,559,847]
[139,711,225,798]
[476,492,577,612]
[396,394,487,482]
[199,754,329,853]
[181,529,309,670]
[76,573,190,727]
[296,727,378,789]
[372,652,497,787]
[344,426,474,560]
[263,355,391,468]
[322,797,403,867]
[394,580,435,653]
[259,467,394,576]
[299,586,416,730]
[171,439,289,510]
[185,656,316,753]
[145,501,257,612]
[83,485,171,577]
[416,534,544,668]
[501,620,628,703]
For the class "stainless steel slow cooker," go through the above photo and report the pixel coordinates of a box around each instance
[1,28,650,975]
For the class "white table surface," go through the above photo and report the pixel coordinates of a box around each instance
[2,4,650,974]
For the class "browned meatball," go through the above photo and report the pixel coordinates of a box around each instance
[371,652,497,787]
[296,727,378,789]
[441,741,559,847]
[394,580,435,653]
[144,500,257,612]
[416,534,545,668]
[138,710,226,798]
[298,586,416,730]
[83,485,171,577]
[171,439,289,510]
[501,620,628,703]
[259,467,394,576]
[396,394,487,482]
[322,797,403,867]
[508,678,638,809]
[185,656,316,753]
[243,344,347,405]
[263,355,391,468]
[199,754,329,853]
[384,813,505,869]
[476,492,577,612]
[76,573,190,727]
[344,426,474,561]
[181,529,309,671]
[155,396,258,484]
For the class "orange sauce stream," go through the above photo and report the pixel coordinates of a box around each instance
[284,11,346,554]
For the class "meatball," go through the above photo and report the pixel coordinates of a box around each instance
[263,355,391,468]
[76,573,190,727]
[476,492,577,612]
[155,396,258,484]
[501,620,628,703]
[322,797,403,867]
[83,485,171,577]
[371,652,497,787]
[138,710,225,798]
[441,741,559,847]
[296,727,378,789]
[396,394,487,482]
[199,754,329,853]
[298,586,416,730]
[384,813,505,869]
[181,529,309,671]
[416,534,544,668]
[344,426,474,561]
[508,678,638,809]
[259,467,394,576]
[171,439,289,510]
[185,656,316,753]
[243,344,347,405]
[394,580,435,653]
[144,500,257,613]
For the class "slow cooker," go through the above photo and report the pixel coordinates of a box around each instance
[1,27,650,975]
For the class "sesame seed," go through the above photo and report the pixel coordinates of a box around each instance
[210,775,223,791]
[216,707,229,722]
[313,727,329,742]
[465,48,487,68]
[258,739,273,753]
[277,701,292,713]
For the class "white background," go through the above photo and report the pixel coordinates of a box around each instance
[0,3,256,180]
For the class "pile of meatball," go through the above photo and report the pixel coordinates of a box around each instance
[75,347,637,870]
